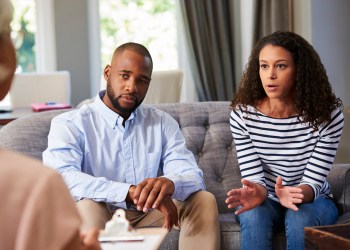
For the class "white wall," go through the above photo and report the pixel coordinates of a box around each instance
[292,0,312,43]
[311,0,350,163]
[54,0,91,106]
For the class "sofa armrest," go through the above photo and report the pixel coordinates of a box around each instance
[327,164,350,215]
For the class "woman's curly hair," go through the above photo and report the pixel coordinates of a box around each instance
[230,31,342,130]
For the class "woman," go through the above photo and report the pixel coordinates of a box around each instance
[226,31,344,250]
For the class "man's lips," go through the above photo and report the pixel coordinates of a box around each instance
[119,94,136,103]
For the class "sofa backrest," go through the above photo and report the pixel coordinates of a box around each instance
[152,102,241,214]
[0,102,241,214]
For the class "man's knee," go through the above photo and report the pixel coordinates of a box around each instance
[76,199,111,231]
[187,191,217,208]
[181,191,218,223]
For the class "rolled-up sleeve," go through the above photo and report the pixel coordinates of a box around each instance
[161,117,205,201]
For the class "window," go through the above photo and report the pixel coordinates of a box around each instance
[99,0,177,71]
[11,0,36,72]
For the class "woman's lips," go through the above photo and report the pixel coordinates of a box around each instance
[266,84,278,91]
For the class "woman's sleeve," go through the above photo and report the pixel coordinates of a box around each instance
[230,108,266,187]
[300,108,344,199]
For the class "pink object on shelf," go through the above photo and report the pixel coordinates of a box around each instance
[31,102,72,112]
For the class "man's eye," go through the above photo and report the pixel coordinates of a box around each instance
[138,79,149,85]
[120,74,129,79]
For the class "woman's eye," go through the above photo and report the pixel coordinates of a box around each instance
[260,64,268,69]
[277,64,286,69]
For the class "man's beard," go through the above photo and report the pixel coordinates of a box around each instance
[106,79,142,115]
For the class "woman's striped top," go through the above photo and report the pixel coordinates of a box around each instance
[230,105,344,202]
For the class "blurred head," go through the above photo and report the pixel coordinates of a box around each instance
[102,42,153,119]
[0,0,16,101]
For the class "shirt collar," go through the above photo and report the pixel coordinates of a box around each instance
[93,90,140,129]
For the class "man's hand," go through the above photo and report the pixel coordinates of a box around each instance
[225,179,267,215]
[128,177,178,231]
[133,177,175,212]
[80,228,101,250]
[275,176,304,211]
[156,194,179,231]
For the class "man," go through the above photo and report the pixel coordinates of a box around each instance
[43,42,220,249]
[0,0,100,249]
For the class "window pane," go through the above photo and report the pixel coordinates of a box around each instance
[11,0,36,72]
[99,0,177,71]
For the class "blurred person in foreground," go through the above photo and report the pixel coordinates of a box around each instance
[0,0,100,249]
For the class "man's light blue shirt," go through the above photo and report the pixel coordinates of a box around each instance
[43,91,204,209]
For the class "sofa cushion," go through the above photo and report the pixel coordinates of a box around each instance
[0,109,69,160]
[152,102,242,214]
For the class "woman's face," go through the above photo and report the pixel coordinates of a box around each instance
[259,45,296,102]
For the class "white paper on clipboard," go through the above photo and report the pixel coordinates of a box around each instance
[101,228,168,250]
[99,231,144,242]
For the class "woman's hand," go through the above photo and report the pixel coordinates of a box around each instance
[225,179,267,215]
[275,176,304,211]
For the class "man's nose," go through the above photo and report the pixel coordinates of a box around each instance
[126,79,138,93]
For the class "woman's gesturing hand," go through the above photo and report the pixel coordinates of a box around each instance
[275,176,304,211]
[225,179,267,215]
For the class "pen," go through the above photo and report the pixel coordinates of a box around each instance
[45,102,57,105]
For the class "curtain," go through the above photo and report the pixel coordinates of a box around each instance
[252,0,293,45]
[179,0,238,101]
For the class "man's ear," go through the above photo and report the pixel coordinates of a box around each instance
[104,65,111,81]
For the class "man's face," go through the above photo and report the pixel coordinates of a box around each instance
[103,50,152,118]
[0,34,16,100]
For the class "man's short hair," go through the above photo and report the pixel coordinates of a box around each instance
[114,42,153,69]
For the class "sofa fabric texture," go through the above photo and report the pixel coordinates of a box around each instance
[0,101,349,250]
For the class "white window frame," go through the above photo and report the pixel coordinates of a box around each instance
[34,0,56,72]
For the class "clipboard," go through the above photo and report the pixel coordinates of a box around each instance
[100,228,168,250]
[98,209,168,249]
[98,209,144,242]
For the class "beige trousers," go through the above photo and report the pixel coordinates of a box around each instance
[76,191,220,250]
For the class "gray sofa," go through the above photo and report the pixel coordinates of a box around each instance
[0,101,349,249]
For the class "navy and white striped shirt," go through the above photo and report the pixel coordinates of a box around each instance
[230,105,344,202]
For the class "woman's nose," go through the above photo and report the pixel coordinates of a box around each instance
[268,68,277,79]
